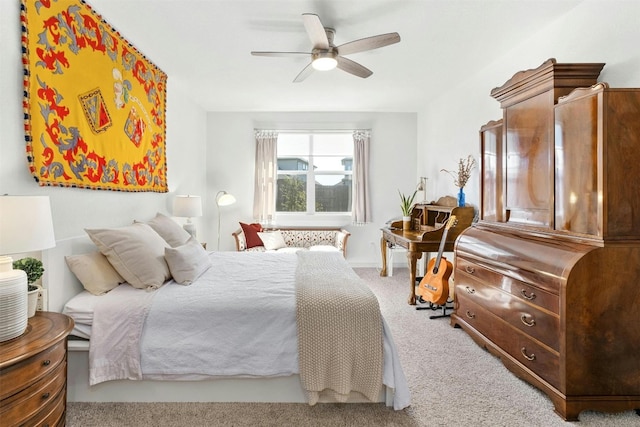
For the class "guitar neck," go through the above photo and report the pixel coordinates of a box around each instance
[433,229,449,269]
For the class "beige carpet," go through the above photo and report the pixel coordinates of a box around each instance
[67,268,640,426]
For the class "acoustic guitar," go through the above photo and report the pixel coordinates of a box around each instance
[417,215,458,306]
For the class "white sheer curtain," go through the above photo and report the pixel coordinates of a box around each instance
[352,130,371,225]
[253,130,278,223]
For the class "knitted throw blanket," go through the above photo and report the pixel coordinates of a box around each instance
[295,251,383,404]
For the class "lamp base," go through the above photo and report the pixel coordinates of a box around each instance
[0,256,28,342]
[183,222,197,239]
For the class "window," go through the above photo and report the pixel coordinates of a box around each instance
[276,132,353,214]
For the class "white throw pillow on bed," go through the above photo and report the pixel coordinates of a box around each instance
[65,251,125,295]
[164,237,212,285]
[257,231,287,250]
[86,222,171,290]
[136,212,190,247]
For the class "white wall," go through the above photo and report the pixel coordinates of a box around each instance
[6,0,640,269]
[0,1,208,242]
[418,1,640,211]
[206,112,417,266]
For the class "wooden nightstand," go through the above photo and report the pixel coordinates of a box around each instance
[0,312,74,427]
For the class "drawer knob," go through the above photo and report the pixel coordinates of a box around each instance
[520,314,536,327]
[42,359,51,366]
[465,286,475,294]
[521,347,536,361]
[520,289,536,300]
[41,392,50,400]
[465,265,475,274]
[465,310,476,319]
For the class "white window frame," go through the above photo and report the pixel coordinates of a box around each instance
[275,132,353,225]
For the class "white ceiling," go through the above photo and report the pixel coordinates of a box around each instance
[88,0,582,112]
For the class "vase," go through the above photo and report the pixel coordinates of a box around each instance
[457,187,466,207]
[27,285,39,318]
[402,216,411,231]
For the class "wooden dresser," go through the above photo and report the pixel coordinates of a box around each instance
[0,312,74,427]
[452,59,640,421]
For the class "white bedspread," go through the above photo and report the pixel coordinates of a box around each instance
[86,251,410,409]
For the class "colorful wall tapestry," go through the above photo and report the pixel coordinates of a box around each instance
[21,0,168,192]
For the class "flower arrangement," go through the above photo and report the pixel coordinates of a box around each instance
[441,155,476,188]
[398,189,417,217]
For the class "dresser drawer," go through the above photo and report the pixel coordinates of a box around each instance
[455,274,560,351]
[456,257,559,314]
[456,293,560,389]
[0,359,66,426]
[0,339,66,400]
[29,384,66,427]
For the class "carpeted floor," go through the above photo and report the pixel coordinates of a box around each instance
[67,268,640,426]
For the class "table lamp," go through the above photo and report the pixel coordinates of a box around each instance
[173,195,202,239]
[216,191,236,250]
[0,196,56,342]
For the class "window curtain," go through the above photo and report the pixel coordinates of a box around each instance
[253,130,278,223]
[352,130,371,225]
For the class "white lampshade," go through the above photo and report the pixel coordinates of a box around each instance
[173,195,202,218]
[216,192,236,207]
[0,196,56,255]
[0,195,56,342]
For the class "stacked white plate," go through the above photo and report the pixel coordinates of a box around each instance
[0,267,28,342]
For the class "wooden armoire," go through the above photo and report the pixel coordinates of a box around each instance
[451,58,640,421]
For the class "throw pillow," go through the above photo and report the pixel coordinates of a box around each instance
[239,222,264,248]
[257,231,287,251]
[165,237,213,285]
[65,251,125,295]
[85,222,171,290]
[136,212,190,247]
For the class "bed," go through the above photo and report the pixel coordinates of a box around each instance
[45,220,410,410]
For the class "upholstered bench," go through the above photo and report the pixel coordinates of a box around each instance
[232,226,350,257]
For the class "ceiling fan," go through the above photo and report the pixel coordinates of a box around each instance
[251,13,401,82]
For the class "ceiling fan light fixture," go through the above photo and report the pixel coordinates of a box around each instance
[312,52,337,71]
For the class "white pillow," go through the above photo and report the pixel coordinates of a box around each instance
[257,231,287,250]
[86,223,171,290]
[309,245,340,253]
[137,212,190,247]
[276,247,306,253]
[164,237,212,285]
[65,251,125,295]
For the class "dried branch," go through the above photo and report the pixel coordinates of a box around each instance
[441,155,476,188]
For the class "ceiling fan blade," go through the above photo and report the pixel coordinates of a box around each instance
[251,51,310,57]
[337,32,401,56]
[336,57,372,79]
[302,13,329,49]
[293,63,315,83]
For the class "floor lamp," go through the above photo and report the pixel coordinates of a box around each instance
[216,191,236,250]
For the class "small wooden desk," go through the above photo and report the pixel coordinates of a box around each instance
[380,205,474,305]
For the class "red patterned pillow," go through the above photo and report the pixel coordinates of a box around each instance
[239,222,264,248]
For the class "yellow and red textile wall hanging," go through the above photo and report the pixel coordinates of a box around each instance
[21,0,168,192]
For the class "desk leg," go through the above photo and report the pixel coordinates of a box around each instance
[380,237,388,277]
[406,250,422,305]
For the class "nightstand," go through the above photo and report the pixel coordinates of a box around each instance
[0,312,74,427]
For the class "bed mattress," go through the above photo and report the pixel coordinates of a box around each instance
[63,251,410,409]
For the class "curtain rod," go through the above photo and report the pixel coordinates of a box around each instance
[253,129,371,134]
